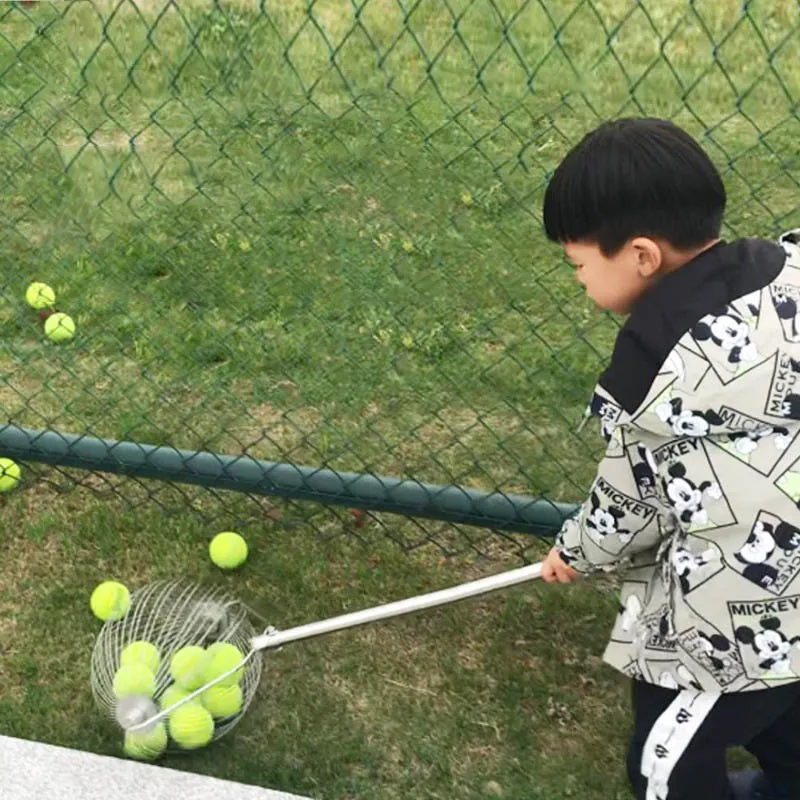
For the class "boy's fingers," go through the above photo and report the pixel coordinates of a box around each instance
[540,550,579,584]
[555,562,577,583]
[542,559,561,583]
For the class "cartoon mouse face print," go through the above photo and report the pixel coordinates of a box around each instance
[665,462,721,527]
[586,491,632,544]
[672,546,718,594]
[655,397,724,438]
[692,307,757,365]
[735,519,800,589]
[696,631,733,673]
[728,424,791,456]
[735,617,800,675]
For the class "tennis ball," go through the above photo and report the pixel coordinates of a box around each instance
[168,703,214,750]
[170,646,209,691]
[158,684,199,715]
[203,642,245,687]
[113,665,156,699]
[120,641,161,674]
[44,312,75,343]
[209,531,248,569]
[123,722,167,761]
[90,580,131,622]
[0,458,21,493]
[25,281,55,309]
[201,684,243,720]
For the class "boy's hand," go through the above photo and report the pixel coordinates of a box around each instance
[541,547,579,584]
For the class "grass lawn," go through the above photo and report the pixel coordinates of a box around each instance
[0,0,798,797]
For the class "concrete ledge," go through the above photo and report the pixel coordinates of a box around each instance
[0,735,311,800]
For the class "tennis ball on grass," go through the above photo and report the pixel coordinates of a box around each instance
[168,703,214,750]
[25,281,55,309]
[170,646,209,691]
[201,684,243,720]
[209,531,248,569]
[90,580,131,621]
[0,458,21,493]
[120,641,161,674]
[113,665,156,699]
[203,642,245,687]
[123,722,167,761]
[44,312,75,343]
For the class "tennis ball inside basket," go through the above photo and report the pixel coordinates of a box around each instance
[113,665,156,699]
[90,580,131,621]
[203,642,245,687]
[0,458,21,493]
[120,641,161,674]
[44,312,75,342]
[201,684,243,720]
[25,281,55,309]
[168,703,214,750]
[170,646,209,691]
[158,684,199,715]
[209,532,248,569]
[123,722,167,761]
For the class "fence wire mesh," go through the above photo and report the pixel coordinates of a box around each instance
[0,0,798,560]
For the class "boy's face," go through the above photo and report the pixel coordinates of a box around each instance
[562,240,655,314]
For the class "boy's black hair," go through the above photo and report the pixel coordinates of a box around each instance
[543,118,726,256]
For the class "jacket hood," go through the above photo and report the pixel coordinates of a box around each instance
[597,237,787,432]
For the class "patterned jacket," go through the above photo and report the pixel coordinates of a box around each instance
[555,230,800,693]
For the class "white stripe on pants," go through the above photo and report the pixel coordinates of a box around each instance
[640,690,722,799]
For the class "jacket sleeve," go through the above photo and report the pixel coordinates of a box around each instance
[554,399,674,574]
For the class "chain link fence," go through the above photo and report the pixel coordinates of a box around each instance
[0,0,798,560]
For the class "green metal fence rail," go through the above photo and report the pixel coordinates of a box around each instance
[0,0,798,559]
[0,424,578,534]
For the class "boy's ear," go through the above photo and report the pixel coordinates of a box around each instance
[630,237,662,277]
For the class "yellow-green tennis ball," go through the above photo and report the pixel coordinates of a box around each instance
[25,281,55,310]
[201,684,243,720]
[44,312,75,343]
[168,703,214,750]
[209,531,248,569]
[158,684,199,715]
[90,580,131,622]
[113,665,156,699]
[0,458,21,493]
[203,642,245,687]
[120,641,161,674]
[123,722,167,761]
[170,646,209,691]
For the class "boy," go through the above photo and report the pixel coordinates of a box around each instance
[540,117,800,800]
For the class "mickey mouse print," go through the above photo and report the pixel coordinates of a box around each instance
[553,231,800,694]
[728,596,800,682]
[690,298,770,384]
[651,438,735,533]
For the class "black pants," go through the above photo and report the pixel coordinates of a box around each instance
[627,679,800,799]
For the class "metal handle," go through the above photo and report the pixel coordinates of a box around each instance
[251,560,543,651]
